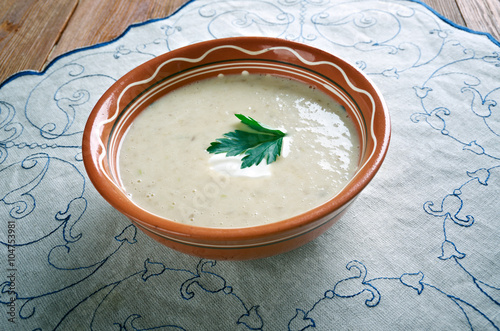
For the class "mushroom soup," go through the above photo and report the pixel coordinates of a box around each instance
[118,73,360,228]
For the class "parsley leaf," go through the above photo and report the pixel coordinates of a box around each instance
[207,114,286,168]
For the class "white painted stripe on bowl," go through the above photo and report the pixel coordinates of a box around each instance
[96,43,379,195]
[132,199,353,249]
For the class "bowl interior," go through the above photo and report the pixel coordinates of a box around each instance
[83,37,390,241]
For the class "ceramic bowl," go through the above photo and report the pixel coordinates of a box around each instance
[82,37,390,260]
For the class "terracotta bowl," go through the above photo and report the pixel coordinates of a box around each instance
[82,37,390,260]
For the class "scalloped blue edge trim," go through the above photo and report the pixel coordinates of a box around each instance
[1,0,499,89]
[409,0,500,47]
[0,0,196,89]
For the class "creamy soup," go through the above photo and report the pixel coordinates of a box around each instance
[118,73,359,228]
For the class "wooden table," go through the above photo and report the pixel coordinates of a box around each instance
[0,0,499,85]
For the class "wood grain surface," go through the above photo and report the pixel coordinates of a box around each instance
[0,0,499,84]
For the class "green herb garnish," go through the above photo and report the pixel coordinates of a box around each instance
[207,114,286,169]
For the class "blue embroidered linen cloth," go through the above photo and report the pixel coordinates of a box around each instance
[1,0,499,329]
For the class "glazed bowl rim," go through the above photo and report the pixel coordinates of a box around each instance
[82,36,391,243]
